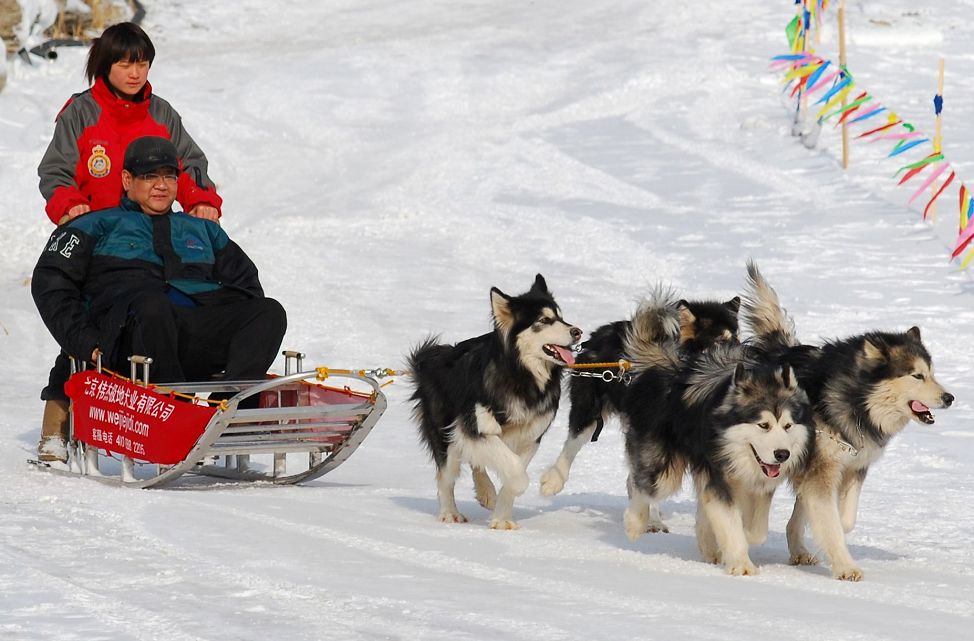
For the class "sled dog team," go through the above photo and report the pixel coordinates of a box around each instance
[408,263,954,581]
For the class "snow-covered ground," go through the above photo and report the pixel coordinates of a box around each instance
[1,1,973,639]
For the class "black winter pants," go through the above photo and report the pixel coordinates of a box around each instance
[41,352,71,401]
[117,292,287,384]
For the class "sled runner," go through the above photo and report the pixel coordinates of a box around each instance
[29,351,388,488]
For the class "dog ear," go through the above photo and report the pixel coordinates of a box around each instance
[732,362,748,387]
[530,273,549,294]
[677,301,696,344]
[862,337,885,363]
[490,287,514,334]
[725,296,742,315]
[907,326,922,342]
[776,365,797,391]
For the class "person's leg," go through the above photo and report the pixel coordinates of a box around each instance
[176,298,287,381]
[37,401,69,462]
[40,351,71,402]
[223,298,287,380]
[118,290,185,383]
[37,352,71,462]
[176,298,286,411]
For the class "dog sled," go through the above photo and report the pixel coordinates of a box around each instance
[29,351,389,488]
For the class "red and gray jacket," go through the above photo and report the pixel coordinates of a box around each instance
[38,77,223,224]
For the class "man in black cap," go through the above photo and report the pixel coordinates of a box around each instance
[32,136,286,459]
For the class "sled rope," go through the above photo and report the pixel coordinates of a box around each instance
[315,367,407,388]
[567,360,632,371]
[85,361,613,401]
[566,360,632,384]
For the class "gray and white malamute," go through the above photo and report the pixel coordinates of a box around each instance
[540,291,741,498]
[742,264,955,581]
[619,286,813,575]
[408,275,581,529]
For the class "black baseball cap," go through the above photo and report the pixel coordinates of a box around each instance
[123,136,180,175]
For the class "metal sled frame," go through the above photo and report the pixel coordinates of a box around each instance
[39,351,387,488]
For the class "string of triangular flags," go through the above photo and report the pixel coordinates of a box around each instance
[773,1,974,269]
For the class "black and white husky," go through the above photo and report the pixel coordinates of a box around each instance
[540,293,741,498]
[741,266,956,581]
[621,286,814,575]
[408,274,581,529]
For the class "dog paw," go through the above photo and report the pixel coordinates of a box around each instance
[474,480,497,510]
[472,467,496,508]
[725,559,759,577]
[646,519,669,534]
[789,552,818,566]
[489,518,519,530]
[438,512,468,524]
[832,565,864,582]
[539,467,566,496]
[475,491,496,510]
[624,509,647,542]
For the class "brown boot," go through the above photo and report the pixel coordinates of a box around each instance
[37,399,69,463]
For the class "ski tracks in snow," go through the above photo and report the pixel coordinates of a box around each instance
[158,491,950,641]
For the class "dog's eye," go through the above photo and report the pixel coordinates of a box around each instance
[912,373,925,380]
[538,317,554,325]
[758,422,771,431]
[783,423,792,431]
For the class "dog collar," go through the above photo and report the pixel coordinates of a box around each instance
[816,429,858,456]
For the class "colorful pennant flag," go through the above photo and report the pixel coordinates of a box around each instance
[772,7,974,268]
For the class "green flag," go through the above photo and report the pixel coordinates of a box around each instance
[786,16,800,49]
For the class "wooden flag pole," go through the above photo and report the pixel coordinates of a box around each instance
[838,0,849,169]
[798,1,809,129]
[814,0,822,45]
[930,57,945,222]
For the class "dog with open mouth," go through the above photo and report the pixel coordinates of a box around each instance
[616,272,820,575]
[620,324,813,575]
[539,289,741,504]
[740,262,955,581]
[782,326,954,581]
[408,274,581,529]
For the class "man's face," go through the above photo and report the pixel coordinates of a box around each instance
[122,168,178,215]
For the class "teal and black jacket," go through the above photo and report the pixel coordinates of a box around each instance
[32,198,262,364]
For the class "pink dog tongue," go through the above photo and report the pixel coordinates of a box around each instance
[762,463,781,479]
[552,345,576,366]
[911,401,930,413]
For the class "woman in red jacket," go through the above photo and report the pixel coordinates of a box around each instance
[39,21,222,224]
[36,22,224,462]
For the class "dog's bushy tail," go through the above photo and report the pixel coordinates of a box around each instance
[682,342,750,407]
[741,260,799,351]
[406,336,444,375]
[406,336,451,468]
[623,286,682,372]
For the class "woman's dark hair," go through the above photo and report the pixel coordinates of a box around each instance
[84,22,155,86]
